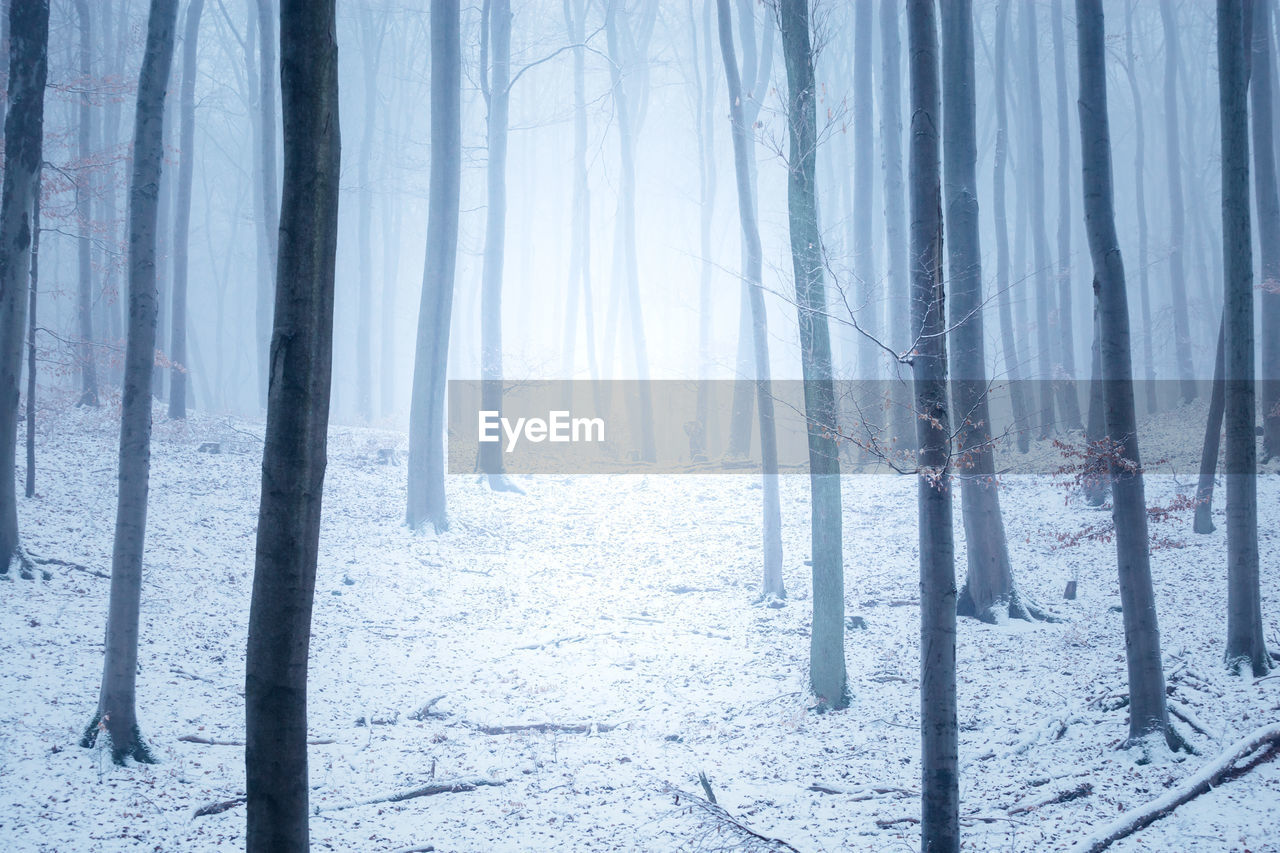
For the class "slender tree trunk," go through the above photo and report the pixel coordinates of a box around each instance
[25,165,39,499]
[0,0,49,573]
[1083,303,1110,507]
[1252,0,1280,459]
[561,0,597,399]
[80,0,179,764]
[1076,0,1180,754]
[715,0,783,600]
[779,0,847,711]
[943,0,1033,625]
[909,2,957,848]
[1051,0,1082,429]
[74,0,99,407]
[1223,0,1272,677]
[1158,0,1198,403]
[1193,314,1225,533]
[355,9,384,423]
[1123,2,1158,416]
[990,0,1031,454]
[244,0,340,846]
[881,0,916,453]
[853,0,876,379]
[1019,3,1057,438]
[168,0,203,420]
[253,0,278,409]
[406,0,461,533]
[379,146,400,418]
[692,0,715,457]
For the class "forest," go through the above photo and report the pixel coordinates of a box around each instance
[0,0,1278,850]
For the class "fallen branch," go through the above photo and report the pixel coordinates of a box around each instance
[317,778,507,813]
[1008,782,1093,815]
[179,734,336,746]
[808,783,916,802]
[193,796,246,818]
[664,784,801,852]
[26,553,107,579]
[408,694,449,721]
[1069,722,1280,853]
[470,721,617,736]
[875,816,919,828]
[1166,700,1212,738]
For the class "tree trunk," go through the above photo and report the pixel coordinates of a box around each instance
[253,0,279,409]
[943,0,1032,625]
[1051,0,1082,429]
[80,0,179,764]
[1083,302,1110,507]
[1253,0,1280,459]
[1193,314,1225,533]
[355,9,384,423]
[168,0,203,421]
[74,0,99,408]
[853,0,877,381]
[25,165,39,499]
[1158,0,1198,404]
[1019,3,1057,439]
[1075,0,1180,754]
[1223,0,1272,677]
[406,0,461,533]
[715,0,783,601]
[560,0,597,402]
[909,2,958,848]
[1122,1,1158,416]
[692,0,715,457]
[880,0,915,454]
[990,0,1031,454]
[244,0,340,846]
[779,0,846,710]
[0,0,48,573]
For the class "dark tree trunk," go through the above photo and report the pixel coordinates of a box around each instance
[80,0,179,764]
[0,0,48,573]
[1252,0,1280,459]
[779,0,846,710]
[244,0,340,846]
[991,0,1031,454]
[1122,1,1158,416]
[715,0,783,600]
[1223,0,1272,677]
[880,0,915,453]
[943,0,1034,625]
[168,0,204,421]
[406,0,461,533]
[25,165,39,499]
[1019,3,1057,439]
[1193,314,1225,533]
[909,2,958,848]
[74,0,99,408]
[253,0,279,409]
[1158,0,1198,403]
[1075,0,1180,754]
[1051,0,1082,430]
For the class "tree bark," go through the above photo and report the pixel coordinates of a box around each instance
[253,0,279,409]
[355,8,384,423]
[406,0,461,533]
[1051,0,1082,429]
[715,0,783,600]
[560,0,597,401]
[73,0,99,408]
[80,0,179,764]
[1122,1,1158,416]
[908,4,958,849]
[1223,0,1272,677]
[168,0,204,420]
[244,0,340,846]
[25,165,39,499]
[692,0,715,457]
[1193,314,1225,533]
[1158,0,1198,404]
[779,0,846,710]
[1075,0,1179,753]
[1253,0,1280,459]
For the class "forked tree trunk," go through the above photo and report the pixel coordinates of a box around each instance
[81,0,179,764]
[73,0,98,408]
[715,0,783,600]
[909,2,958,849]
[406,0,462,533]
[244,0,340,847]
[1222,0,1272,677]
[943,0,1035,624]
[169,0,204,420]
[1075,0,1180,754]
[778,0,846,710]
[0,0,47,572]
[1158,0,1198,403]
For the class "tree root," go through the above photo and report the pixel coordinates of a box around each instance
[316,777,507,813]
[1071,722,1280,853]
[957,585,1060,624]
[80,714,158,765]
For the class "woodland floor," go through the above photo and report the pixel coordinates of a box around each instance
[1,392,1278,851]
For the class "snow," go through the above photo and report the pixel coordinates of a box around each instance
[1,393,1278,851]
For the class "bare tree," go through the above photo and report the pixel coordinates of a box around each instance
[779,0,847,710]
[73,0,99,407]
[80,0,180,764]
[1075,0,1182,754]
[252,0,279,408]
[244,0,340,845]
[1253,0,1280,459]
[1050,0,1082,429]
[406,0,462,533]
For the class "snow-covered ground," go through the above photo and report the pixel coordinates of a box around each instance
[1,395,1278,851]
